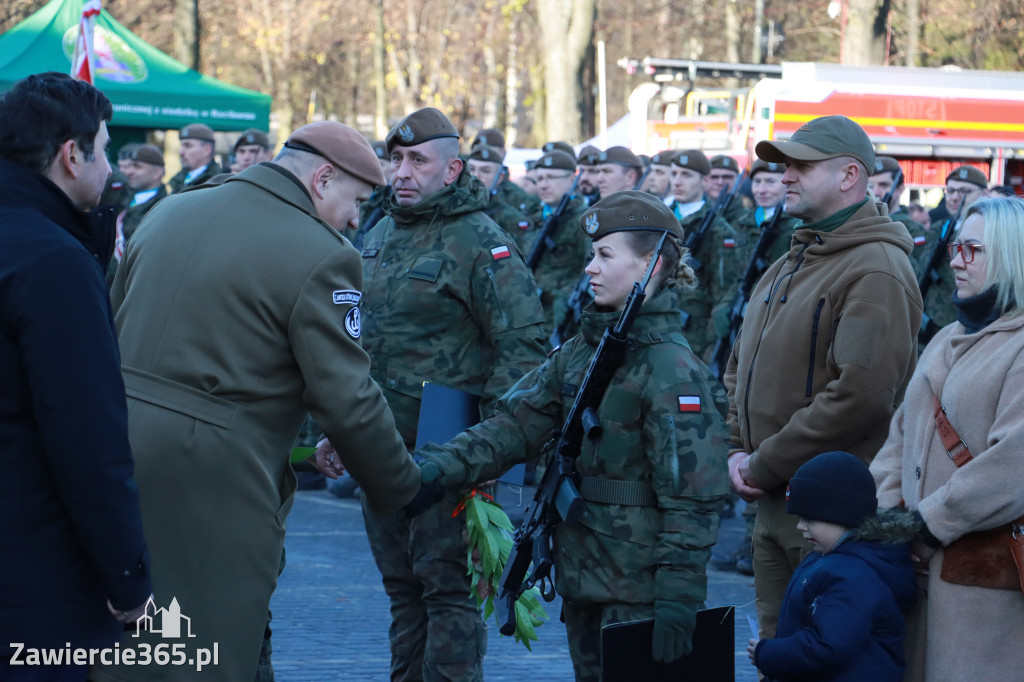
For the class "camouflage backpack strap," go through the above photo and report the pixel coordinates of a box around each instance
[578,476,657,506]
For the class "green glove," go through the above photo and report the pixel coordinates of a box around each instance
[651,599,697,663]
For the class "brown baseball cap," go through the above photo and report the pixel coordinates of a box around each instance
[233,128,270,152]
[180,123,215,143]
[756,115,875,172]
[535,150,576,172]
[710,154,740,173]
[542,141,576,158]
[596,146,642,171]
[750,158,784,178]
[671,149,711,175]
[946,165,988,188]
[580,190,685,242]
[467,145,504,164]
[577,145,601,166]
[129,144,165,167]
[472,128,506,151]
[286,121,387,187]
[386,108,460,153]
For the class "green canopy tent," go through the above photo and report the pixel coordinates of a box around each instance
[0,0,270,132]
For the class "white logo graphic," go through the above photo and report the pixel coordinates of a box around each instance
[134,596,196,638]
[398,125,414,143]
[345,307,361,339]
[585,213,599,234]
[333,289,362,305]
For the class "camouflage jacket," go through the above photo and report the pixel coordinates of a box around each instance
[420,286,730,605]
[920,214,958,343]
[349,186,389,251]
[168,162,223,194]
[522,196,590,335]
[672,200,740,357]
[484,196,533,248]
[360,170,547,445]
[496,178,542,217]
[890,206,932,282]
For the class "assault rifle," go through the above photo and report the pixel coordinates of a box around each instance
[525,172,581,271]
[550,167,652,345]
[491,166,510,196]
[917,215,959,344]
[685,170,746,271]
[495,231,669,636]
[708,201,785,380]
[881,167,903,210]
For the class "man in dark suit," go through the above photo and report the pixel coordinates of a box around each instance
[0,72,152,681]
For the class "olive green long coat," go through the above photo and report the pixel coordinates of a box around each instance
[94,164,419,682]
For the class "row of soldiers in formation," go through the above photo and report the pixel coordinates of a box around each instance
[102,120,983,363]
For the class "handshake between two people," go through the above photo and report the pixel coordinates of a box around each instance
[311,438,446,518]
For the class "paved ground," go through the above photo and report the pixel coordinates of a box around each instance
[269,484,759,681]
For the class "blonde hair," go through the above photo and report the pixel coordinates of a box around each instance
[622,231,697,290]
[963,196,1024,315]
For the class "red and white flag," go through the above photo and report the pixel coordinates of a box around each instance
[490,245,511,260]
[71,0,102,84]
[677,396,701,413]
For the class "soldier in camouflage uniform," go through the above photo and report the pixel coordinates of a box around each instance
[868,156,932,280]
[669,149,741,358]
[417,191,730,681]
[920,165,986,345]
[466,144,534,247]
[523,149,589,338]
[168,123,222,193]
[576,145,602,206]
[469,127,541,216]
[349,140,391,250]
[706,154,750,225]
[641,149,674,202]
[107,144,168,284]
[360,108,548,682]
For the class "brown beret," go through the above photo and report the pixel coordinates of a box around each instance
[535,150,576,172]
[472,128,506,151]
[580,190,685,242]
[180,123,215,143]
[129,144,165,167]
[371,141,388,160]
[649,150,675,167]
[542,141,576,158]
[467,145,504,164]
[286,121,387,187]
[756,114,875,172]
[710,154,740,173]
[671,149,711,175]
[386,108,460,153]
[750,158,784,178]
[946,165,988,188]
[577,145,602,166]
[596,146,642,171]
[233,128,270,152]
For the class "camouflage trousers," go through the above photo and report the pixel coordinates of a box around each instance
[362,493,487,682]
[562,600,655,682]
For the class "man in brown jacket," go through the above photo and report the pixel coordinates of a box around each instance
[96,122,426,682]
[723,115,922,638]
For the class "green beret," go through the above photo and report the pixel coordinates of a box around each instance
[649,150,675,167]
[577,145,602,166]
[871,155,902,177]
[595,146,642,170]
[233,128,270,152]
[467,144,504,164]
[639,154,652,168]
[580,190,685,242]
[535,150,576,172]
[671,149,711,175]
[117,142,140,161]
[371,140,388,160]
[472,128,506,151]
[386,108,460,152]
[756,114,875,172]
[129,144,165,167]
[750,158,784,178]
[180,123,215,143]
[946,165,988,188]
[542,141,576,158]
[710,154,740,173]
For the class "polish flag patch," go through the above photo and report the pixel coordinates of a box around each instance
[518,221,530,230]
[491,245,512,260]
[913,235,926,246]
[678,396,701,412]
[723,238,737,248]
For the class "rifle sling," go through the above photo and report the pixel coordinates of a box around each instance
[579,475,657,506]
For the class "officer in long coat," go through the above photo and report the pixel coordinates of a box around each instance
[95,122,425,682]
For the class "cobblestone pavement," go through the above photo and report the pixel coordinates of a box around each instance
[269,487,759,681]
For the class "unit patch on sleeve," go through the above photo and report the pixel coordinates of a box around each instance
[333,290,362,305]
[677,396,701,412]
[490,245,511,260]
[345,307,361,339]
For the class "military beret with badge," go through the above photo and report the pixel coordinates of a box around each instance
[595,146,643,171]
[233,128,270,152]
[749,158,784,178]
[671,149,711,175]
[386,107,461,153]
[535,150,577,172]
[180,123,216,144]
[580,190,685,242]
[129,144,165,167]
[710,154,740,173]
[467,144,505,164]
[946,165,988,188]
[542,141,576,159]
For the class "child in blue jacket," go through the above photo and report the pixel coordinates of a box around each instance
[747,451,919,682]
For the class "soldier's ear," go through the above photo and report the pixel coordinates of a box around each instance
[445,158,463,186]
[311,163,334,199]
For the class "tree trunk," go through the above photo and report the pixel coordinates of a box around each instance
[536,0,596,144]
[904,0,919,66]
[374,0,388,138]
[843,0,885,65]
[504,13,520,147]
[173,0,200,71]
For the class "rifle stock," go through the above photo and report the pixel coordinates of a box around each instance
[495,231,669,636]
[525,172,581,271]
[881,167,903,210]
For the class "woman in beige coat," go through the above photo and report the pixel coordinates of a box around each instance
[871,196,1024,681]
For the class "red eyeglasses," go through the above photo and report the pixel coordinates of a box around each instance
[947,241,985,263]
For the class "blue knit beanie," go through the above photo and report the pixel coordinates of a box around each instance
[786,451,878,528]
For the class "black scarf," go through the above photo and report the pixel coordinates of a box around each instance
[952,285,1004,333]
